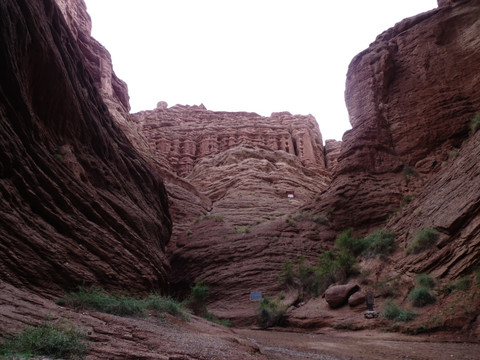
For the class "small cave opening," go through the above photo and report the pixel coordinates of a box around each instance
[292,137,299,156]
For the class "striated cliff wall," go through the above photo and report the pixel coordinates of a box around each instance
[323,0,480,232]
[134,104,334,177]
[0,0,171,296]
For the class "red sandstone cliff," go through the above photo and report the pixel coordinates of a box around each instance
[323,0,480,232]
[0,0,171,297]
[3,0,480,351]
[134,104,331,177]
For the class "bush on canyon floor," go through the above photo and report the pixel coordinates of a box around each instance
[0,321,88,359]
[257,296,287,329]
[408,287,437,307]
[406,228,439,254]
[57,287,188,320]
[278,249,358,297]
[382,301,417,322]
[185,281,210,316]
[57,287,145,316]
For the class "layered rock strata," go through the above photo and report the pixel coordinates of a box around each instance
[323,0,480,232]
[135,105,331,177]
[0,0,171,296]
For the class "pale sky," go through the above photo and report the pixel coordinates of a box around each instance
[84,1,437,140]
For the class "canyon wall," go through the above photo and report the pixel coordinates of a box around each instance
[134,104,332,177]
[0,0,171,296]
[322,0,480,233]
[133,104,336,321]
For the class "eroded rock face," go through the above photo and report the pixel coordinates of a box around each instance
[0,0,171,296]
[323,1,480,232]
[134,105,332,177]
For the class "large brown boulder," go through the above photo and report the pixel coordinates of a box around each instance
[325,284,360,309]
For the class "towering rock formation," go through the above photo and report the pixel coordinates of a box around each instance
[323,0,480,233]
[134,104,335,322]
[0,0,171,296]
[135,104,330,177]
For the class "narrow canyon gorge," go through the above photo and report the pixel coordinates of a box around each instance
[1,0,480,359]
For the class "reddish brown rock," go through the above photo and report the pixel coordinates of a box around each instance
[320,2,480,233]
[348,290,366,307]
[0,0,171,297]
[134,105,329,177]
[324,284,360,309]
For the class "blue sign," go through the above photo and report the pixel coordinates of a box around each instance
[250,291,262,301]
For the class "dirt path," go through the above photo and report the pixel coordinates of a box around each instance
[236,329,480,360]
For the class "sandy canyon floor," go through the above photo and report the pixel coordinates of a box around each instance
[238,328,480,360]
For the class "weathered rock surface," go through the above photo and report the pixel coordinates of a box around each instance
[321,1,480,232]
[348,290,366,307]
[134,105,334,177]
[0,0,171,297]
[132,102,337,323]
[0,282,266,360]
[324,284,360,309]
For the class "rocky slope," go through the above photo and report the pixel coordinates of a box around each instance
[0,0,171,297]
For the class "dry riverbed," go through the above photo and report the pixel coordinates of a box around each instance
[237,328,480,360]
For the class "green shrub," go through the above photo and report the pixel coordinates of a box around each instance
[416,274,435,289]
[335,228,366,256]
[277,259,296,286]
[363,230,396,257]
[285,217,295,226]
[205,312,232,327]
[406,228,439,254]
[57,287,145,317]
[0,321,88,359]
[408,287,436,307]
[234,225,250,233]
[470,112,480,134]
[57,287,188,320]
[382,301,417,322]
[258,296,286,328]
[373,277,402,298]
[186,281,210,316]
[453,277,472,292]
[144,295,189,321]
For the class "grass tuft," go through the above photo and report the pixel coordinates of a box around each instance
[408,287,436,307]
[0,321,88,359]
[406,228,439,254]
[382,301,417,322]
[57,287,188,320]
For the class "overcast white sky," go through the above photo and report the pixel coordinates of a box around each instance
[84,0,437,140]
